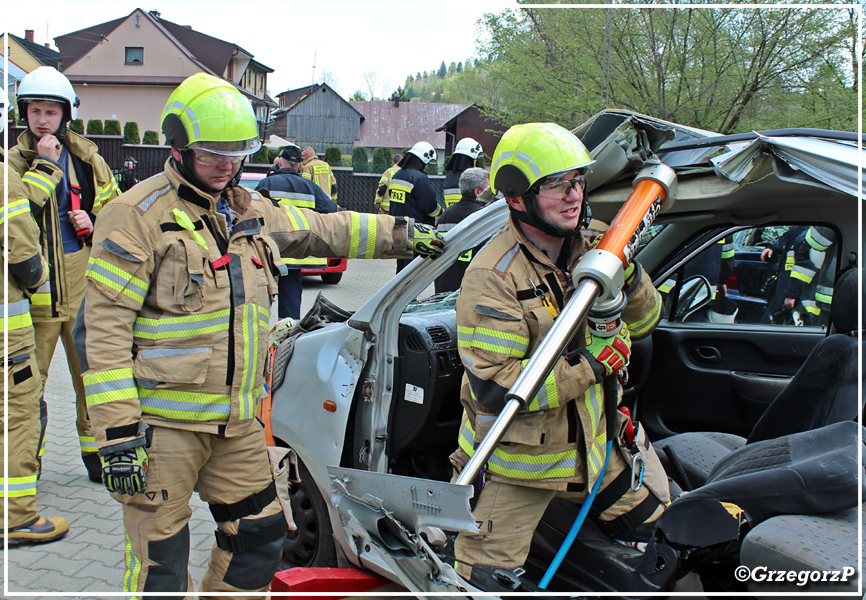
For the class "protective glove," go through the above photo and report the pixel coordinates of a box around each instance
[100,442,148,496]
[583,324,631,378]
[412,222,445,257]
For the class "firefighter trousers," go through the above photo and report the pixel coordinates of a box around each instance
[0,348,47,528]
[32,247,93,461]
[114,420,285,599]
[454,445,665,580]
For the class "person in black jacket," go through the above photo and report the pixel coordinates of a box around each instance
[388,141,442,273]
[434,167,491,294]
[442,137,483,208]
[255,144,338,318]
[117,156,138,192]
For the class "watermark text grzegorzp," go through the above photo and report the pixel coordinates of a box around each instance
[734,565,856,586]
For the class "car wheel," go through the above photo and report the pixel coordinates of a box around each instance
[280,458,338,569]
[321,272,343,284]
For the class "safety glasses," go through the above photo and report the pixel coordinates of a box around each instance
[534,175,586,197]
[192,150,245,167]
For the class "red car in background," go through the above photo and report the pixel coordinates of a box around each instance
[239,171,347,284]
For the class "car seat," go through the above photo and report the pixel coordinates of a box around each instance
[658,267,861,489]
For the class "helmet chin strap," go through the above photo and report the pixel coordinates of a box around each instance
[174,151,246,194]
[510,190,590,238]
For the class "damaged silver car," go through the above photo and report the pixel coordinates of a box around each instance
[262,110,862,596]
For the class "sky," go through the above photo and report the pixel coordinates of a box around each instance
[2,0,516,99]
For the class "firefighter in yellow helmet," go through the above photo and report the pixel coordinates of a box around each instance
[7,66,120,483]
[449,123,668,591]
[301,145,338,203]
[1,91,70,545]
[74,72,444,596]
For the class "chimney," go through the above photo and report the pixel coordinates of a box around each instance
[392,92,400,108]
[149,10,160,18]
[44,43,51,48]
[25,30,34,42]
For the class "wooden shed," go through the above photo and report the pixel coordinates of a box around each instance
[435,103,508,159]
[269,83,364,155]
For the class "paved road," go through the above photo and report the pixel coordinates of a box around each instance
[2,258,412,598]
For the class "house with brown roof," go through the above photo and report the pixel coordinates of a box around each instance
[349,100,466,163]
[53,8,277,137]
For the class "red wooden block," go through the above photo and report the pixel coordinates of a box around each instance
[271,567,392,598]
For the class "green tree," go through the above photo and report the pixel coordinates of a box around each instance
[324,147,342,166]
[349,90,366,101]
[86,119,103,135]
[69,119,84,134]
[457,61,463,73]
[372,147,393,173]
[352,146,369,173]
[104,119,122,136]
[123,121,140,144]
[437,61,447,78]
[142,130,160,145]
[478,6,855,132]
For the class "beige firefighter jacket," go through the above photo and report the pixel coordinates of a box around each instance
[1,149,52,358]
[7,129,120,322]
[79,160,413,450]
[301,156,338,203]
[375,164,401,213]
[453,215,662,492]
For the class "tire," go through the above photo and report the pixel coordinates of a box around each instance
[321,272,343,284]
[280,458,338,569]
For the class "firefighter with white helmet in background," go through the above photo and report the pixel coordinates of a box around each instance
[72,72,443,597]
[449,123,669,591]
[388,141,442,273]
[443,137,484,208]
[0,91,71,545]
[7,66,120,483]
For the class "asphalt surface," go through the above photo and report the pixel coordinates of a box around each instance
[2,258,415,598]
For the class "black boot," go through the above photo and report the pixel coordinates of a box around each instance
[82,453,103,483]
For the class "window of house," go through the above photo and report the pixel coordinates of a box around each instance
[125,47,144,65]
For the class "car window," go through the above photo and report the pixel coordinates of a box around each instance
[658,224,838,329]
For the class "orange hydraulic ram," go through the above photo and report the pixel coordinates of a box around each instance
[455,161,677,488]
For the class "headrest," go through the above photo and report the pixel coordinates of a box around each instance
[831,268,861,333]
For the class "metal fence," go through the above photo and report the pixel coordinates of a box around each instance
[8,127,446,214]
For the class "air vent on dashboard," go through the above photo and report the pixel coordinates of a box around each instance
[427,326,450,344]
[405,331,426,351]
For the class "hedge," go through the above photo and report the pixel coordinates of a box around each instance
[250,145,269,164]
[123,122,140,145]
[69,119,84,134]
[352,147,369,173]
[86,119,103,135]
[104,120,122,136]
[142,130,160,145]
[324,147,342,167]
[372,147,393,174]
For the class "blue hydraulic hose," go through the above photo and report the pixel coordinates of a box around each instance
[538,440,613,590]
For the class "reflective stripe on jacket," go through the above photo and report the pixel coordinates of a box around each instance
[1,149,51,357]
[453,215,661,491]
[388,167,442,225]
[301,157,337,203]
[255,167,338,268]
[376,164,401,212]
[8,129,120,322]
[79,159,412,449]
